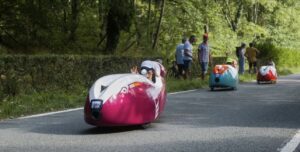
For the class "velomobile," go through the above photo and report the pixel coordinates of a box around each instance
[209,64,238,91]
[257,65,277,84]
[84,68,166,126]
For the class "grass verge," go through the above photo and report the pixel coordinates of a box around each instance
[0,89,87,120]
[167,78,209,92]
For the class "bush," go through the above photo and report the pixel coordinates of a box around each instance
[0,55,227,100]
[256,43,300,67]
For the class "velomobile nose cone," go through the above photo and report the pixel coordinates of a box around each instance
[90,99,103,120]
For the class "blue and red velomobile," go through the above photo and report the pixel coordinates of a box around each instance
[209,64,239,91]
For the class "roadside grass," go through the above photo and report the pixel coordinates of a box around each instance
[239,73,256,82]
[166,78,209,92]
[277,66,300,76]
[0,89,87,120]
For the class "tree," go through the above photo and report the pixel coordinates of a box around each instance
[105,0,134,54]
[152,0,165,50]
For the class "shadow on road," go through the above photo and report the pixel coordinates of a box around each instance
[26,116,149,135]
[79,125,145,134]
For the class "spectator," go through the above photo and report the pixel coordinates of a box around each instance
[175,38,186,78]
[198,33,211,80]
[183,35,197,79]
[237,42,246,74]
[245,43,260,74]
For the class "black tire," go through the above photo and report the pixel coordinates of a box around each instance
[141,123,151,129]
[257,80,260,84]
[210,87,214,91]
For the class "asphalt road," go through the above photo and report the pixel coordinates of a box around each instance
[1,74,300,152]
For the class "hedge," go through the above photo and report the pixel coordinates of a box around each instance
[0,55,227,99]
[0,55,151,97]
[257,43,300,67]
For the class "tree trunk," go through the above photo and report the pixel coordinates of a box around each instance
[105,7,120,54]
[133,0,142,46]
[254,1,258,24]
[69,0,80,42]
[62,0,68,33]
[232,1,243,32]
[147,0,152,44]
[152,0,165,50]
[204,25,209,33]
[97,0,107,48]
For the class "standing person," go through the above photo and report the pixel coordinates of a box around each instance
[183,35,197,79]
[245,43,260,74]
[237,42,246,74]
[198,34,211,80]
[175,38,186,78]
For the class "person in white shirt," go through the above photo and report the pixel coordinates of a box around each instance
[237,42,246,74]
[175,38,186,78]
[183,35,197,79]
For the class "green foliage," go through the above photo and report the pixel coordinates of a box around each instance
[1,0,300,56]
[256,42,300,67]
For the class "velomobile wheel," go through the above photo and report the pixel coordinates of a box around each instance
[210,87,214,91]
[141,123,151,129]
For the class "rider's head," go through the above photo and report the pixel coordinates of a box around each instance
[141,67,156,83]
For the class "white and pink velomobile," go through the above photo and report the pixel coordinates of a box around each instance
[84,63,166,127]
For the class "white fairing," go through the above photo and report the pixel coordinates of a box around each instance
[259,66,277,76]
[89,74,163,104]
[227,65,238,78]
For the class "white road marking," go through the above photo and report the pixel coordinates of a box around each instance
[279,130,300,152]
[278,79,300,83]
[168,89,198,95]
[16,89,199,119]
[18,107,83,119]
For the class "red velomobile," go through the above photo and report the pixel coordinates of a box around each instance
[84,66,167,127]
[257,65,277,84]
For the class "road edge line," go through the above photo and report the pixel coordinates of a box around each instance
[168,89,198,95]
[279,129,300,152]
[18,107,84,119]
